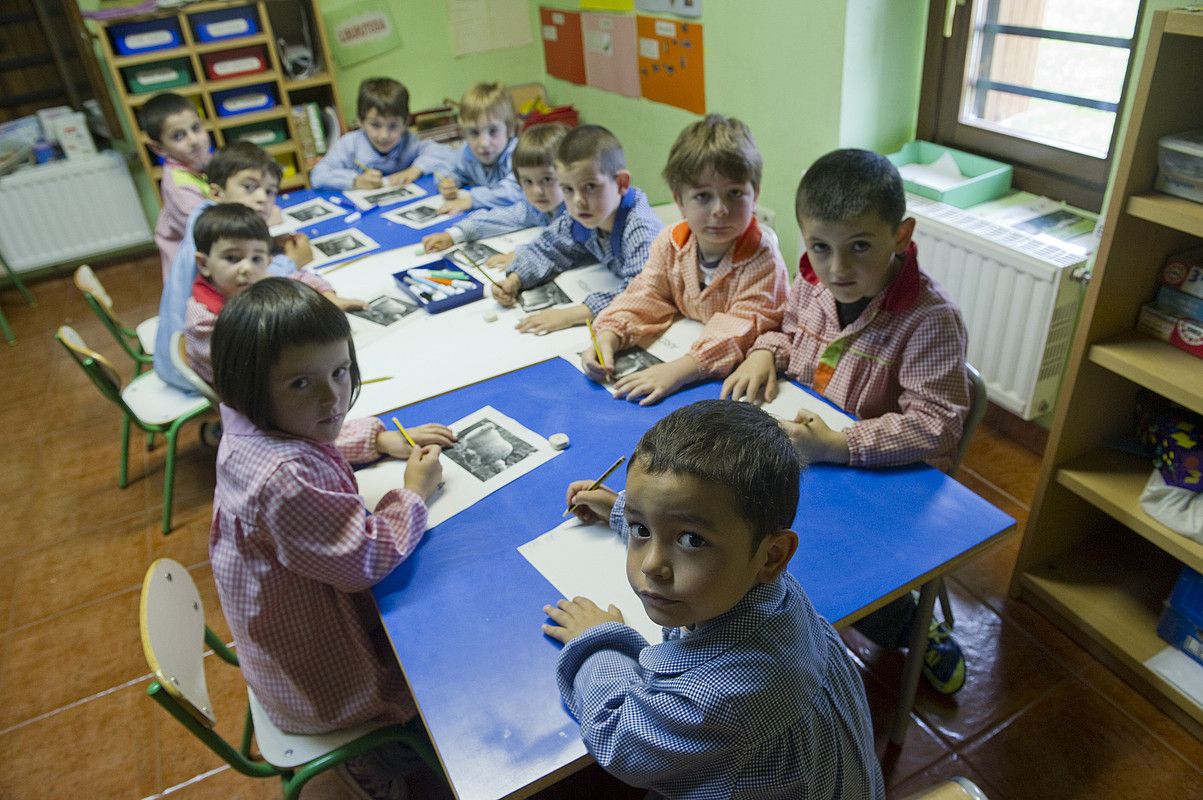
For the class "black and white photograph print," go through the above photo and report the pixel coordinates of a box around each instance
[446,418,537,481]
[313,230,374,259]
[518,281,571,312]
[349,295,419,327]
[612,347,664,381]
[382,198,446,229]
[283,198,340,224]
[363,183,424,208]
[449,241,501,268]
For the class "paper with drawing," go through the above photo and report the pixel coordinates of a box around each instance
[356,405,561,529]
[520,518,663,643]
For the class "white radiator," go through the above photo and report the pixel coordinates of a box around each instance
[0,151,152,272]
[906,195,1086,420]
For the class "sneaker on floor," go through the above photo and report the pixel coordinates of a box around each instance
[922,621,966,695]
[335,754,409,800]
[199,421,222,448]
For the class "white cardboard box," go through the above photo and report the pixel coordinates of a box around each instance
[49,112,96,159]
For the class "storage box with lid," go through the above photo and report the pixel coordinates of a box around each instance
[200,45,267,81]
[1158,567,1203,667]
[885,140,1012,209]
[122,58,193,94]
[108,18,183,56]
[189,6,259,43]
[211,83,276,117]
[226,119,287,147]
[1157,130,1203,204]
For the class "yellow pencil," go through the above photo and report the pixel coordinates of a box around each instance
[564,455,626,517]
[586,318,605,368]
[354,159,369,173]
[361,376,393,385]
[391,416,417,448]
[456,248,503,289]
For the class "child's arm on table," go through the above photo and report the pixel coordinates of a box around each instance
[288,268,368,311]
[719,348,779,403]
[612,355,701,407]
[280,233,313,267]
[515,303,591,335]
[375,424,456,458]
[386,165,422,186]
[496,216,582,308]
[565,479,619,524]
[780,413,850,465]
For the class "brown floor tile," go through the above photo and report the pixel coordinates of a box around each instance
[854,662,952,789]
[997,596,1100,678]
[0,682,157,800]
[150,504,216,569]
[7,511,151,628]
[961,677,1203,799]
[161,764,348,799]
[0,555,15,632]
[0,588,146,728]
[144,434,219,522]
[958,425,1042,507]
[888,753,1004,800]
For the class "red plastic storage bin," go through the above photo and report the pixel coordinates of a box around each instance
[201,45,268,81]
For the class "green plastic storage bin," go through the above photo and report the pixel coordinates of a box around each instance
[123,58,193,94]
[886,141,1012,208]
[226,120,287,147]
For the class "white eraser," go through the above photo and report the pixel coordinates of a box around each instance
[343,211,362,224]
[549,433,570,450]
[483,310,498,323]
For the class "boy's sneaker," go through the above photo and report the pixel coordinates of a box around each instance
[922,621,966,695]
[199,421,222,448]
[335,754,409,800]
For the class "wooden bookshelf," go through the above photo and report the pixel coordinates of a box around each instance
[89,0,342,198]
[1011,9,1203,741]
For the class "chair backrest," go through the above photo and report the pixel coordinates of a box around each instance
[55,325,126,407]
[74,264,114,312]
[74,265,144,361]
[170,330,221,405]
[951,362,989,472]
[140,558,218,727]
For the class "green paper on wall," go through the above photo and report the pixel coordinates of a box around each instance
[323,1,402,68]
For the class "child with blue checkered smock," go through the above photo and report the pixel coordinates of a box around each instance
[544,400,884,799]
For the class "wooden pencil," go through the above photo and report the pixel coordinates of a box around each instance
[563,455,626,517]
[391,416,418,448]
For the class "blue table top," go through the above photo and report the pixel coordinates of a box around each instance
[276,175,467,266]
[372,357,1014,800]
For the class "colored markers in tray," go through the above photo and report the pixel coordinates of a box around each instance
[392,260,484,313]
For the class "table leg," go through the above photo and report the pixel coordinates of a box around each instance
[889,578,940,745]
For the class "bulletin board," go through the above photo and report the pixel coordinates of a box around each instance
[540,7,587,85]
[582,12,640,97]
[636,15,704,114]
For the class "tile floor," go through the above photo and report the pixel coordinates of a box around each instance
[2,255,1201,799]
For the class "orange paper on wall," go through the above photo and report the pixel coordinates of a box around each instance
[540,7,587,85]
[636,15,704,114]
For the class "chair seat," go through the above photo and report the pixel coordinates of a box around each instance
[246,688,388,768]
[136,316,159,355]
[123,370,210,425]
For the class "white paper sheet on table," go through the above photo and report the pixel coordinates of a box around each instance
[898,152,965,191]
[560,316,704,395]
[757,382,854,431]
[520,518,664,643]
[357,405,562,529]
[308,229,381,268]
[343,182,428,211]
[554,262,626,305]
[382,197,448,230]
[271,197,346,234]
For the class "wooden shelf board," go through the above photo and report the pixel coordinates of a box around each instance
[203,71,281,92]
[211,107,287,128]
[1127,194,1203,238]
[193,33,269,56]
[112,47,190,69]
[1089,334,1203,416]
[1165,10,1203,38]
[1018,536,1203,727]
[263,142,297,157]
[127,84,203,107]
[283,74,334,92]
[1057,448,1203,574]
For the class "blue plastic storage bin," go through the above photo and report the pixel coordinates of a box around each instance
[109,18,183,56]
[190,6,259,42]
[1157,566,1203,667]
[393,261,484,314]
[211,83,276,117]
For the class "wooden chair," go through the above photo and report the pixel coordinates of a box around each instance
[139,558,444,800]
[169,330,220,405]
[54,325,210,532]
[73,264,158,373]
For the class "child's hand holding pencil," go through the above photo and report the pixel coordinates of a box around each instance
[564,456,625,520]
[581,323,617,383]
[353,159,384,189]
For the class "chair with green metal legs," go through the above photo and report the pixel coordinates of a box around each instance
[73,265,158,373]
[0,251,36,345]
[140,559,446,800]
[55,326,210,533]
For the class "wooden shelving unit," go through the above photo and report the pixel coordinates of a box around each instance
[1011,9,1203,740]
[89,0,342,196]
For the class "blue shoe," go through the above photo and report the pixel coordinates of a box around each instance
[922,621,966,695]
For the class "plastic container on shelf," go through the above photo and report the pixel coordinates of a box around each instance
[189,6,259,43]
[108,18,183,56]
[885,140,1012,208]
[122,58,192,93]
[211,83,276,117]
[225,119,287,146]
[1157,130,1203,204]
[200,45,268,81]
